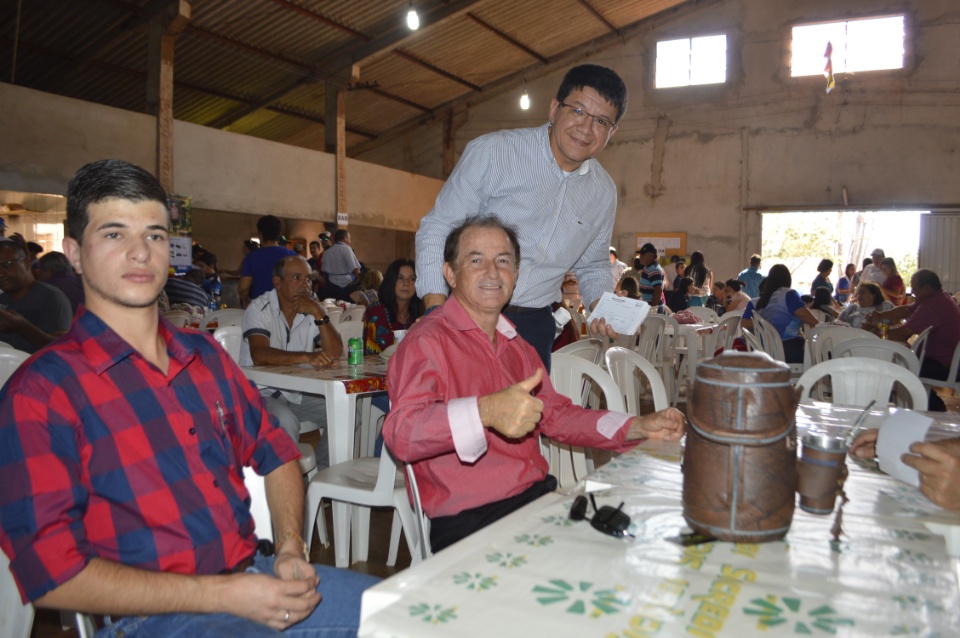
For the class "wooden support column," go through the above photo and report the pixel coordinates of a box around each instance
[147,0,190,192]
[325,66,359,224]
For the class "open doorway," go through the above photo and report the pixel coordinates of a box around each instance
[760,210,925,293]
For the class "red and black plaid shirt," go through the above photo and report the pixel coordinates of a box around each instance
[0,307,299,602]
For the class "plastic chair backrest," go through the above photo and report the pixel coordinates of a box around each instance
[687,306,720,323]
[554,338,604,365]
[741,327,764,353]
[795,357,927,409]
[815,325,877,362]
[0,350,30,388]
[910,325,932,367]
[403,463,433,560]
[716,312,742,351]
[919,339,960,393]
[636,315,666,364]
[550,353,625,412]
[752,315,786,362]
[834,338,920,375]
[338,319,364,343]
[340,307,366,323]
[201,308,244,330]
[213,325,243,363]
[1,546,34,638]
[604,347,669,413]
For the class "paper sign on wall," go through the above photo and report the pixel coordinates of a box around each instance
[337,212,349,227]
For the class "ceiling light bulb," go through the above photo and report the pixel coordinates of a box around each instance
[407,8,419,30]
[520,91,530,110]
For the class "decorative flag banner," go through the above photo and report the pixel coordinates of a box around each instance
[824,41,835,93]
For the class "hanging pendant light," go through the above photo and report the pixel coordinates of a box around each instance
[406,3,420,30]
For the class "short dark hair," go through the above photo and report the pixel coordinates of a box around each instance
[443,215,521,269]
[750,254,761,266]
[556,64,628,124]
[816,259,834,273]
[66,159,168,243]
[725,278,742,292]
[309,240,320,250]
[333,228,350,243]
[37,250,73,274]
[912,269,942,291]
[196,252,218,268]
[257,215,282,242]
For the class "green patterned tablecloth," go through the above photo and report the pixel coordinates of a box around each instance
[359,406,960,637]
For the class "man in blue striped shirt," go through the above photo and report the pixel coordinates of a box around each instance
[416,65,628,369]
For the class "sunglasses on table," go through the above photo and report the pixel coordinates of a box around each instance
[568,494,634,538]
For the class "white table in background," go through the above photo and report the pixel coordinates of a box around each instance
[243,358,388,566]
[358,404,960,637]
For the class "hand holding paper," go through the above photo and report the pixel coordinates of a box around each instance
[587,292,650,336]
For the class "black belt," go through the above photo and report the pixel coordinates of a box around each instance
[503,305,549,314]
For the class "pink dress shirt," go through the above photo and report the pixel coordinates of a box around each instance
[383,295,634,518]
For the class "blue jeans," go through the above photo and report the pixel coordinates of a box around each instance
[96,554,378,638]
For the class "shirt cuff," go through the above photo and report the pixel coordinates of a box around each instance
[448,396,487,463]
[597,411,633,440]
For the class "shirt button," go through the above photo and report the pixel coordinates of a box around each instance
[189,428,196,435]
[213,480,220,488]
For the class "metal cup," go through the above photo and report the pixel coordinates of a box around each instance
[797,434,849,515]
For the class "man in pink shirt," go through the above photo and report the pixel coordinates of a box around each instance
[383,216,685,552]
[871,269,960,411]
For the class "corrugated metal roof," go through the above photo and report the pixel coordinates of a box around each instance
[2,0,699,156]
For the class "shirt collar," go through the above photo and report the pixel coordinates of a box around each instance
[441,295,518,340]
[539,123,592,177]
[74,306,197,375]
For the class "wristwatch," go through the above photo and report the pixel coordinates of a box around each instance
[314,315,330,326]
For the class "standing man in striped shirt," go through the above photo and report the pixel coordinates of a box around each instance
[415,64,628,369]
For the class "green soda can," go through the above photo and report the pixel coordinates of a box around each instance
[348,337,363,365]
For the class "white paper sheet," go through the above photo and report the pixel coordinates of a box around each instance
[586,292,650,335]
[876,411,935,487]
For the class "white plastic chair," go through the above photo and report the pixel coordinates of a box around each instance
[548,353,625,488]
[554,338,604,365]
[200,308,244,331]
[0,340,12,348]
[910,325,932,368]
[919,340,960,398]
[338,319,364,344]
[604,347,669,414]
[638,315,676,404]
[213,325,243,362]
[339,306,366,323]
[0,350,30,388]
[812,325,877,364]
[740,327,764,354]
[716,312,742,351]
[304,447,418,568]
[1,547,33,638]
[795,358,927,409]
[162,309,192,328]
[753,314,802,377]
[687,306,720,323]
[404,463,432,561]
[834,338,921,375]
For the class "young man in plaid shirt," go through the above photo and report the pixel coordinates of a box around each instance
[0,159,374,637]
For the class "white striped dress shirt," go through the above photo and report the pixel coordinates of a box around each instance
[416,124,617,309]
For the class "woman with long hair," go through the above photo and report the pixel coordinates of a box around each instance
[685,251,712,307]
[363,258,424,355]
[879,257,906,305]
[666,277,695,313]
[810,286,839,320]
[742,264,819,363]
[838,282,894,330]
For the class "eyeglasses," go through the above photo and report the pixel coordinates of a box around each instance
[558,102,616,131]
[0,257,25,270]
[568,494,633,538]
